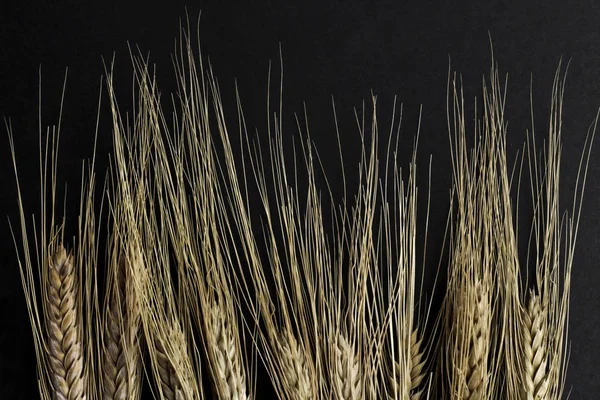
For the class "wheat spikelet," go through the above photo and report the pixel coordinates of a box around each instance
[46,245,86,400]
[334,334,362,400]
[455,280,489,400]
[465,282,489,400]
[155,338,184,400]
[388,361,406,400]
[209,303,249,400]
[408,330,427,399]
[388,329,427,400]
[522,293,549,400]
[278,333,314,400]
[101,257,142,400]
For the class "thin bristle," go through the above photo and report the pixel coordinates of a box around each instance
[46,245,86,400]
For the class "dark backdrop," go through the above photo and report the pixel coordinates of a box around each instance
[2,0,600,398]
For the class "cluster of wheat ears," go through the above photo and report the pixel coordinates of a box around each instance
[7,19,599,400]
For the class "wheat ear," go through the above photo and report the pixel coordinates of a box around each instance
[101,257,142,400]
[46,245,86,400]
[388,329,427,400]
[522,293,549,400]
[334,334,362,400]
[154,338,184,400]
[279,333,314,400]
[460,281,490,400]
[408,330,427,399]
[209,303,250,400]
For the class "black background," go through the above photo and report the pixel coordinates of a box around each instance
[2,0,600,398]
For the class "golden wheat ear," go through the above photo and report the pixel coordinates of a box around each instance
[333,334,362,400]
[521,292,549,400]
[386,329,427,400]
[46,245,86,400]
[154,336,184,400]
[206,302,250,400]
[277,332,315,400]
[101,256,142,400]
[446,279,493,400]
[463,280,491,400]
[408,329,427,400]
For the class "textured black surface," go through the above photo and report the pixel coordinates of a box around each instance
[2,1,600,398]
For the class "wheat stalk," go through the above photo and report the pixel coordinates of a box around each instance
[101,257,142,400]
[46,245,86,400]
